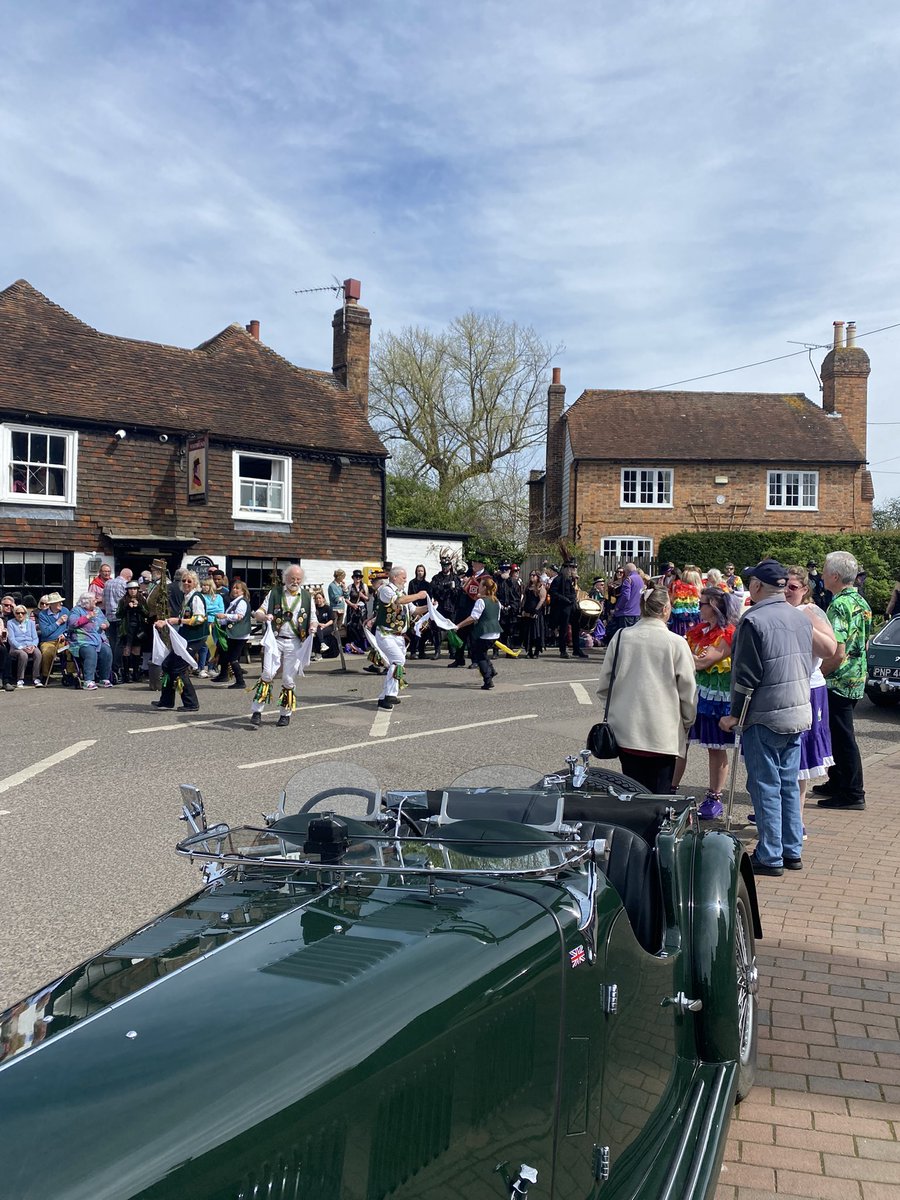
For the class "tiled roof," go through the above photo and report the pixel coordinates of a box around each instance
[0,280,386,458]
[565,389,863,464]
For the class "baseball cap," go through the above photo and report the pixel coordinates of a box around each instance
[806,560,817,570]
[743,558,789,586]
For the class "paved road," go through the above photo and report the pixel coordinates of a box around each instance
[1,651,897,1011]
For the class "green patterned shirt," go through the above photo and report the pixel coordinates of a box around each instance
[825,587,872,699]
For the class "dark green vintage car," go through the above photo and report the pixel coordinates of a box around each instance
[0,757,761,1200]
[865,615,900,707]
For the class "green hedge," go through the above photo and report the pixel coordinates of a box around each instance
[657,531,900,616]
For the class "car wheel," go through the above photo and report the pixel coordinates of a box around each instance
[866,688,900,708]
[734,877,759,1101]
[583,766,646,795]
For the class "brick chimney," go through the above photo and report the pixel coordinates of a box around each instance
[820,318,869,459]
[544,367,566,538]
[245,319,260,340]
[332,279,371,415]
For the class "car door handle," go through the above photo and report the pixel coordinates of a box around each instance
[661,991,703,1014]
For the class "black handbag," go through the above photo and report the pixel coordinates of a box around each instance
[588,631,623,759]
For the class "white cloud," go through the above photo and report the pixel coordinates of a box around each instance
[1,0,899,497]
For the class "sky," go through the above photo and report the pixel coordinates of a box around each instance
[3,0,899,501]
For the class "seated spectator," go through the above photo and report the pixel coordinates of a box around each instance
[116,580,149,682]
[0,596,15,690]
[36,592,70,682]
[8,603,42,686]
[313,590,337,659]
[67,593,113,689]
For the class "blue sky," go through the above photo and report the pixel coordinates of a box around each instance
[3,0,899,500]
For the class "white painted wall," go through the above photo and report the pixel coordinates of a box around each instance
[386,534,467,579]
[71,551,112,601]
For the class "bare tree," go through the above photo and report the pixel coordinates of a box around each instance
[371,311,561,496]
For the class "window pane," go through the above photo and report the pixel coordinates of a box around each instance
[240,455,274,481]
[28,467,48,495]
[622,471,636,503]
[11,431,27,461]
[29,434,48,463]
[47,467,66,496]
[48,436,66,466]
[240,482,254,508]
[802,474,817,506]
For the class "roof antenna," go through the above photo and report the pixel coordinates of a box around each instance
[787,341,825,393]
[293,278,343,298]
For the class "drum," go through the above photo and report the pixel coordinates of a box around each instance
[577,598,602,629]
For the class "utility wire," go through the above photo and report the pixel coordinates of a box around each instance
[648,319,900,391]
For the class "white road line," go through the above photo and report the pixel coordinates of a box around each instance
[569,682,594,706]
[523,677,600,687]
[238,714,538,770]
[0,811,10,817]
[128,696,375,735]
[369,707,392,738]
[0,740,96,797]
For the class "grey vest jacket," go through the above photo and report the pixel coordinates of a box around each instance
[734,596,813,734]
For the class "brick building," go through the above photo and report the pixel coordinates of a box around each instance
[529,322,875,563]
[0,278,387,602]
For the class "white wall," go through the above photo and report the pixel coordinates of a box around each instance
[385,534,467,579]
[71,551,112,601]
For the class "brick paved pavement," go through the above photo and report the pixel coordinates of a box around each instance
[716,742,900,1198]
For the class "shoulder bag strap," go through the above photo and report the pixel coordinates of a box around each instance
[602,629,624,721]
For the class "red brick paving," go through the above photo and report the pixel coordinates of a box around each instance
[716,745,900,1198]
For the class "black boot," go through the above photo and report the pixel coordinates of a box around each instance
[121,664,131,683]
[152,681,175,709]
[229,663,245,689]
[180,672,200,711]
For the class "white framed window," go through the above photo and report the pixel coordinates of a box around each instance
[232,452,292,522]
[601,536,653,561]
[620,467,673,507]
[767,470,818,510]
[1,423,78,505]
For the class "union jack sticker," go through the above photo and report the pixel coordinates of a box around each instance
[569,944,586,968]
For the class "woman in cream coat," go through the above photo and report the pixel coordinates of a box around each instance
[597,586,698,793]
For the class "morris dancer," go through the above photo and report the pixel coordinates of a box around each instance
[373,567,428,709]
[250,564,317,729]
[152,569,206,711]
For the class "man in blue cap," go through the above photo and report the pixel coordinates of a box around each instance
[720,559,836,877]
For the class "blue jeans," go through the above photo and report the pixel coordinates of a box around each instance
[742,723,803,866]
[79,643,113,684]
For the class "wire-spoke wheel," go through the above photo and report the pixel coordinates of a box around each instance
[734,878,759,1101]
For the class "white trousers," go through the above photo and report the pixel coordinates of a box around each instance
[375,631,406,699]
[253,634,305,711]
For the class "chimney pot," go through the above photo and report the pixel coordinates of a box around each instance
[552,367,561,385]
[343,278,361,304]
[246,320,260,340]
[846,321,857,348]
[833,320,845,349]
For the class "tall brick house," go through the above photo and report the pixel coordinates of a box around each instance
[529,322,875,563]
[0,278,387,602]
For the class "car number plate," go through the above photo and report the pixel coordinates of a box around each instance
[872,666,900,680]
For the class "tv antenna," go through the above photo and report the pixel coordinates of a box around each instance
[294,275,344,298]
[787,341,826,392]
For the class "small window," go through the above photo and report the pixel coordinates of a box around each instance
[620,468,672,508]
[1,424,77,505]
[767,470,818,510]
[232,452,292,522]
[601,536,653,561]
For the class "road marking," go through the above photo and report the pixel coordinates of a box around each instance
[369,706,392,737]
[0,740,96,797]
[128,696,374,735]
[523,677,600,687]
[0,810,10,817]
[570,682,594,706]
[238,714,538,770]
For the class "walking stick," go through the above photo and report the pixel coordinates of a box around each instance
[724,688,753,832]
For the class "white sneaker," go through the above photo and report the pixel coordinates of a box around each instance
[33,680,43,687]
[16,680,24,688]
[199,669,209,678]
